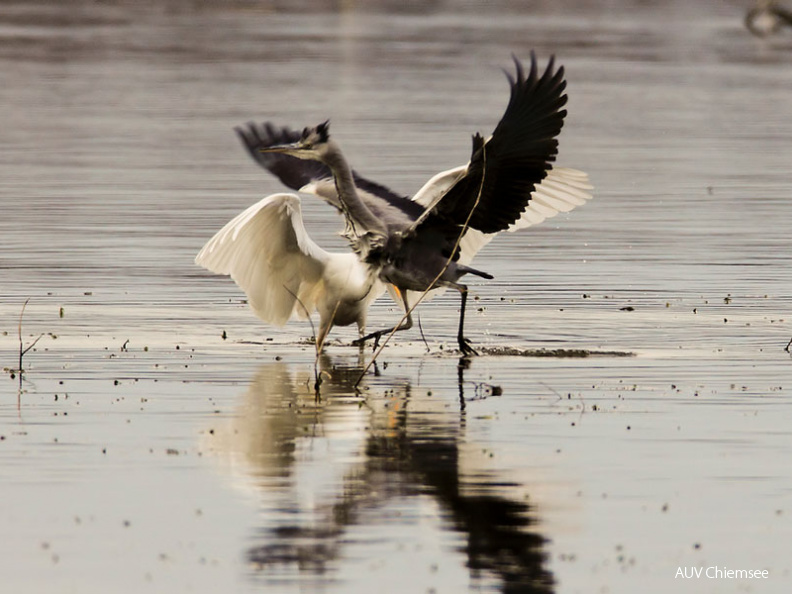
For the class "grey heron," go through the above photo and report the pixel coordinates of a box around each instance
[197,53,592,354]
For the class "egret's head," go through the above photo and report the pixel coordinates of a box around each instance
[260,120,331,161]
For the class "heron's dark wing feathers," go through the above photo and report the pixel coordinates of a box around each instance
[235,122,420,220]
[235,123,328,191]
[420,53,568,235]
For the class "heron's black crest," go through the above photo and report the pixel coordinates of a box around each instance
[300,120,330,144]
[316,120,330,142]
[298,120,331,146]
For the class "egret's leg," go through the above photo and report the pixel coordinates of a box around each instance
[355,321,367,351]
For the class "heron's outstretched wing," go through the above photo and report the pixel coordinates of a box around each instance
[411,165,592,265]
[195,193,330,325]
[235,122,423,230]
[412,53,569,235]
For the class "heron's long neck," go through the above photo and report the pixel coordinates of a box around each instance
[323,142,386,236]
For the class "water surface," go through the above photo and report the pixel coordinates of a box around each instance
[2,1,792,593]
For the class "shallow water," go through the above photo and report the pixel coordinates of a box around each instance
[2,1,792,593]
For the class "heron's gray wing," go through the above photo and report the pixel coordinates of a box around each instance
[235,122,422,226]
[235,122,330,191]
[414,53,568,235]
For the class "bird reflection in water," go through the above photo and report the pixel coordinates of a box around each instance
[204,355,554,592]
[746,0,792,36]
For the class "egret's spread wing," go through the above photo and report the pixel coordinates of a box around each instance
[414,53,568,235]
[195,193,330,325]
[235,122,422,229]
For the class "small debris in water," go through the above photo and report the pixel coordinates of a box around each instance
[476,346,634,358]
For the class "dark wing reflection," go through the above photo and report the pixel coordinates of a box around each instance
[205,355,553,592]
[365,399,554,593]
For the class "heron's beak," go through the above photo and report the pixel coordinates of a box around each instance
[259,142,302,155]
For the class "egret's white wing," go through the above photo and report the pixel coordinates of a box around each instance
[195,193,330,325]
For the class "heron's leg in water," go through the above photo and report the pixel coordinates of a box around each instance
[352,292,413,348]
[454,283,477,357]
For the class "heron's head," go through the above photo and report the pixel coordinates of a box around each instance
[260,120,332,162]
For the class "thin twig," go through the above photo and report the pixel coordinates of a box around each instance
[356,144,489,386]
[282,286,318,348]
[282,285,323,395]
[17,298,44,378]
[542,381,586,422]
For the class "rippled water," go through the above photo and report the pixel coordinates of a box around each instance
[2,1,792,593]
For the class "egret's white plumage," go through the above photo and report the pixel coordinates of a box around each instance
[195,193,384,347]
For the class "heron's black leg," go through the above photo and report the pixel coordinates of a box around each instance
[456,283,477,357]
[785,337,792,353]
[352,293,413,348]
[457,355,471,410]
[353,315,412,349]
